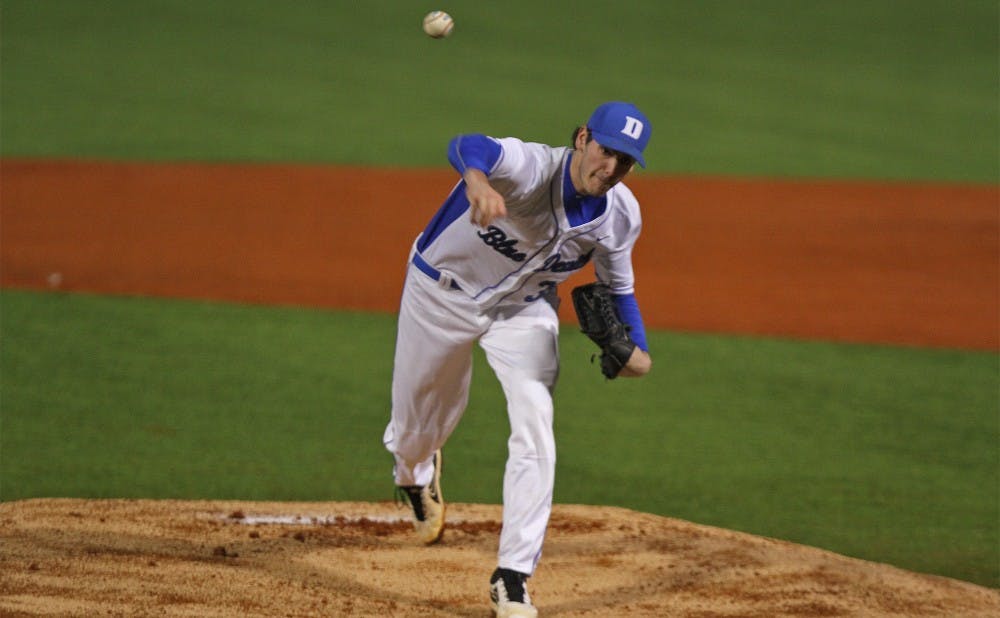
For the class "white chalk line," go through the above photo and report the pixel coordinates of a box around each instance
[214,513,476,526]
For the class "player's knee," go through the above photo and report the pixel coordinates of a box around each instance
[507,413,555,460]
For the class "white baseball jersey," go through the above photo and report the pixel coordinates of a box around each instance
[414,136,642,309]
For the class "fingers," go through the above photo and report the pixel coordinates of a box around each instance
[462,168,507,227]
[470,198,507,227]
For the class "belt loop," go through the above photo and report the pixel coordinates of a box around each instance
[412,251,462,291]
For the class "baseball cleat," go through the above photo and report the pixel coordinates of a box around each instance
[490,567,538,618]
[397,449,444,544]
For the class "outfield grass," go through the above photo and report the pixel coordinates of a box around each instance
[2,290,996,587]
[1,0,997,181]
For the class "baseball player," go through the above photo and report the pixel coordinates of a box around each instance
[384,101,653,617]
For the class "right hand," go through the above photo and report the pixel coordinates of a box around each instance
[464,169,507,227]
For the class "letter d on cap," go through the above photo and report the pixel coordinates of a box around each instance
[621,116,644,139]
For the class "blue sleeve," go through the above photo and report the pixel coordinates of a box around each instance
[613,293,649,352]
[448,134,501,175]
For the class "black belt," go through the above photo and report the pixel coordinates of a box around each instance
[412,252,461,290]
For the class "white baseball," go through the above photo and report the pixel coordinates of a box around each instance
[422,11,454,39]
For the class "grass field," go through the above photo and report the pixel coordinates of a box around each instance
[1,0,997,590]
[2,290,997,587]
[1,0,997,181]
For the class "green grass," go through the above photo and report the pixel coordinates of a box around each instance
[1,0,997,181]
[2,289,996,587]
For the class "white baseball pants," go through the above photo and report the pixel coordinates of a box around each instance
[383,261,560,575]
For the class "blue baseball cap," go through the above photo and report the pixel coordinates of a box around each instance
[587,101,651,167]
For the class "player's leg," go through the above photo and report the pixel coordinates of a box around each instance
[384,265,485,545]
[383,264,483,487]
[479,301,560,577]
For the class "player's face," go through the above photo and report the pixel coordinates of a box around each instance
[571,130,636,196]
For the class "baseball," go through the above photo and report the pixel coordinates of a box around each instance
[422,11,454,39]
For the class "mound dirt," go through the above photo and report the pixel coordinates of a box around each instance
[2,499,997,617]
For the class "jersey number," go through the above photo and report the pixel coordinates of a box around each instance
[525,280,557,302]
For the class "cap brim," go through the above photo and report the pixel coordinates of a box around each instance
[590,131,646,168]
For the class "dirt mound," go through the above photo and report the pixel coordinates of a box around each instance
[2,499,996,617]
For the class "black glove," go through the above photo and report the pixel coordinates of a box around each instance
[570,282,636,379]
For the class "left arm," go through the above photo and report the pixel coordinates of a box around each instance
[613,293,652,377]
[618,347,652,377]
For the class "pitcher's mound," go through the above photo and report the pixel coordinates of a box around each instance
[1,498,996,617]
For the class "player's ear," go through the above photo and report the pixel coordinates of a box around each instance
[573,126,589,150]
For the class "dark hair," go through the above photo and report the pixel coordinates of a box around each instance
[571,126,594,146]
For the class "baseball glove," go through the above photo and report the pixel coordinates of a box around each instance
[570,282,636,379]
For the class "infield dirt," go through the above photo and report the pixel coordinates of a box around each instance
[1,161,997,616]
[2,498,999,617]
[2,160,997,349]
